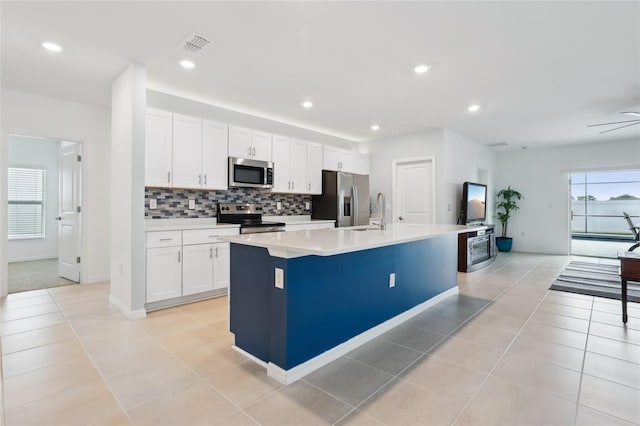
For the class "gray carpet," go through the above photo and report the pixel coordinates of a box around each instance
[550,261,640,302]
[8,258,76,294]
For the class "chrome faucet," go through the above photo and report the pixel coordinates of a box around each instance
[373,192,386,230]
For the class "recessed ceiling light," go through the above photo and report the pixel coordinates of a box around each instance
[413,64,430,74]
[467,104,482,112]
[42,42,62,52]
[302,101,313,109]
[371,124,380,131]
[180,60,195,69]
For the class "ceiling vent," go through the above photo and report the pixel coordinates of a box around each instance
[179,33,211,53]
[487,142,508,147]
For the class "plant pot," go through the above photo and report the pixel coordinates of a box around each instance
[496,237,513,252]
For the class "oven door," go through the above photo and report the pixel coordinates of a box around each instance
[228,157,273,189]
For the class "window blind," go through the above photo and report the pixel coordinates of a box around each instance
[8,167,46,239]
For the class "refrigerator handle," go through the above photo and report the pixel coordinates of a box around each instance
[352,185,357,226]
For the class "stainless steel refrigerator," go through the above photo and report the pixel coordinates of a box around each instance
[312,170,370,227]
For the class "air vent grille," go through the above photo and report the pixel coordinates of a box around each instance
[487,142,508,147]
[180,33,211,53]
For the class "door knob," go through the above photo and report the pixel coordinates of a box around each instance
[399,216,405,221]
[55,216,62,221]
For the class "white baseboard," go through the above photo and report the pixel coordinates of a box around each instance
[108,294,147,320]
[8,256,57,263]
[81,274,110,285]
[235,287,458,385]
[232,345,268,368]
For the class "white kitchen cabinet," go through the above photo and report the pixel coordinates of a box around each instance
[271,135,291,192]
[145,108,173,187]
[354,152,370,175]
[307,142,323,194]
[228,126,272,161]
[182,243,214,296]
[146,246,182,303]
[172,114,203,189]
[323,146,354,172]
[202,120,228,190]
[271,135,307,193]
[212,242,230,290]
[251,130,272,161]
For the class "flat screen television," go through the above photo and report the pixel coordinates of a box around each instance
[461,182,487,225]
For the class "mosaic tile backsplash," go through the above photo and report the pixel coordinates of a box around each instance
[145,187,313,219]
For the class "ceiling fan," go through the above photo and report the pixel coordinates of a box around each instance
[587,111,640,134]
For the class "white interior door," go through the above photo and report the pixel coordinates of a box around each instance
[394,158,435,224]
[58,142,81,282]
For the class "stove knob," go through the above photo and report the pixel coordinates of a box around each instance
[256,207,262,211]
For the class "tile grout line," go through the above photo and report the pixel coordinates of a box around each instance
[572,295,594,426]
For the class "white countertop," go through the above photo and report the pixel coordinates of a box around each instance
[145,218,240,232]
[226,223,486,258]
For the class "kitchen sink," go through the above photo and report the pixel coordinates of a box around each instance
[343,226,381,232]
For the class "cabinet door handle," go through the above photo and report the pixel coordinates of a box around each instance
[167,171,171,183]
[178,251,181,263]
[247,147,251,156]
[159,238,172,241]
[252,147,256,157]
[292,181,294,190]
[199,174,202,185]
[210,248,213,259]
[308,182,311,191]
[288,181,291,190]
[215,247,219,258]
[204,174,207,185]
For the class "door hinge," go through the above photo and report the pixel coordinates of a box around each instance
[76,256,81,264]
[77,155,82,162]
[77,206,82,213]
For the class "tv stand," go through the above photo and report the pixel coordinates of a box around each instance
[458,225,497,272]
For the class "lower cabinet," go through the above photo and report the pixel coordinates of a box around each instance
[146,228,237,304]
[182,242,230,296]
[146,246,182,303]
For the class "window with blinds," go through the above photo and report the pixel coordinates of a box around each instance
[8,167,46,240]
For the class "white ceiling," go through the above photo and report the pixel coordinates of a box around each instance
[2,1,639,148]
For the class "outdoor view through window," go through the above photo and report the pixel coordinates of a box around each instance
[571,170,640,238]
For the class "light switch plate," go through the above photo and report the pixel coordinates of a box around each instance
[305,201,311,210]
[389,273,396,288]
[275,268,284,289]
[149,199,157,209]
[188,199,196,210]
[276,201,282,210]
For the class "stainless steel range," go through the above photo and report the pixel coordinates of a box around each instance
[217,203,286,234]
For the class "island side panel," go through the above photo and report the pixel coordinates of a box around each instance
[272,233,457,370]
[229,243,273,362]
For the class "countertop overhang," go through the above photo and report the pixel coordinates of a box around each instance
[226,223,489,258]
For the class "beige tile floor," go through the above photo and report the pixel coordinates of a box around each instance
[1,252,639,425]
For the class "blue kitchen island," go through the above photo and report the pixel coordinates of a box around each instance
[227,223,483,384]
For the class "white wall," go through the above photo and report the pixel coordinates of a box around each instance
[1,89,111,294]
[147,90,357,150]
[362,128,497,224]
[495,138,640,255]
[109,63,147,318]
[7,135,60,262]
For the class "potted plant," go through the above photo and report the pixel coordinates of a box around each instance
[496,186,523,252]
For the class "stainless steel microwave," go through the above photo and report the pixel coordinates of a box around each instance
[228,157,274,189]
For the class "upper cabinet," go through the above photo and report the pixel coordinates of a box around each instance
[271,135,308,193]
[228,126,272,161]
[172,114,203,189]
[202,120,229,190]
[145,108,173,187]
[307,142,323,194]
[145,110,228,190]
[353,152,370,175]
[323,146,354,173]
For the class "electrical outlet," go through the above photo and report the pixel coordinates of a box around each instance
[447,203,451,212]
[276,201,282,210]
[305,201,311,210]
[188,199,196,210]
[389,273,395,288]
[275,268,284,289]
[521,231,525,237]
[149,199,157,209]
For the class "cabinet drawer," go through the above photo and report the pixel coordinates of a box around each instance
[183,227,239,245]
[146,231,182,248]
